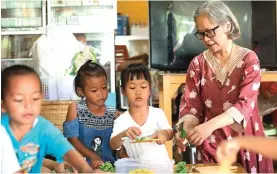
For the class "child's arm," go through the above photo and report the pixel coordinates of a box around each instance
[217,136,277,163]
[152,129,173,145]
[65,103,104,168]
[116,146,129,158]
[110,127,141,150]
[42,159,59,172]
[115,110,122,119]
[110,131,126,150]
[152,108,174,145]
[64,149,93,172]
[42,159,74,173]
[43,119,94,172]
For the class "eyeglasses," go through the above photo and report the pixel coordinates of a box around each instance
[194,25,220,40]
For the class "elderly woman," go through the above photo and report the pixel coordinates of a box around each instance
[175,1,273,173]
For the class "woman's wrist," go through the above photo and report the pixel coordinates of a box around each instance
[182,121,197,132]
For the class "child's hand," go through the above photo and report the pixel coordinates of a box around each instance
[124,127,142,140]
[53,162,65,173]
[90,159,104,169]
[216,139,240,163]
[152,130,167,145]
[53,162,77,173]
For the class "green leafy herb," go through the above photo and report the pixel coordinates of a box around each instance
[99,162,116,173]
[180,128,186,138]
[174,162,187,174]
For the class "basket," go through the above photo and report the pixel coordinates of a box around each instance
[40,101,72,131]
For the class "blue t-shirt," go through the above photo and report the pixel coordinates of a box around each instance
[1,113,74,173]
[63,101,116,164]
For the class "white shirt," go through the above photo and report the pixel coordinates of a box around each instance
[111,106,172,162]
[1,125,21,174]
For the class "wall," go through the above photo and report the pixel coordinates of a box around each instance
[117,0,148,25]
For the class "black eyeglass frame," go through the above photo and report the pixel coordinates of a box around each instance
[194,25,220,40]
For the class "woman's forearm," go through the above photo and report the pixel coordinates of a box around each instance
[236,137,277,160]
[178,114,199,131]
[208,112,235,131]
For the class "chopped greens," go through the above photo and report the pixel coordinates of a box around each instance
[99,162,116,173]
[135,137,147,141]
[174,162,187,174]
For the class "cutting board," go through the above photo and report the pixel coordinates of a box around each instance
[194,165,238,173]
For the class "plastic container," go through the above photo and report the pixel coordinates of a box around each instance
[114,158,175,174]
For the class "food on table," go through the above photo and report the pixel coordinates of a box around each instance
[174,161,187,173]
[99,162,116,173]
[129,168,154,174]
[130,137,160,143]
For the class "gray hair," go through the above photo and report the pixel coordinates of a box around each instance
[194,1,240,40]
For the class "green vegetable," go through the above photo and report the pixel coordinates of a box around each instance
[135,137,147,141]
[99,162,116,173]
[174,162,187,174]
[180,128,186,138]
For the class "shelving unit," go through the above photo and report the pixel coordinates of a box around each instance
[1,0,117,98]
[115,35,149,58]
[115,35,149,42]
[1,30,45,35]
[1,58,33,61]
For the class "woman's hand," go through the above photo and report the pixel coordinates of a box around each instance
[187,122,215,146]
[216,139,240,164]
[124,127,142,140]
[175,131,187,153]
[175,124,195,153]
[90,159,104,169]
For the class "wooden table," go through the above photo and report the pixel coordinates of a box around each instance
[158,71,277,159]
[184,163,246,173]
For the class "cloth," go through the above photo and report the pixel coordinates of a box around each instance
[1,113,73,173]
[63,100,116,164]
[1,125,21,174]
[260,82,277,127]
[111,106,171,162]
[178,47,273,173]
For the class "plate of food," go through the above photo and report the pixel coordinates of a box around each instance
[130,137,161,144]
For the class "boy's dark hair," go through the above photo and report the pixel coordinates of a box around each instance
[74,60,107,97]
[1,65,41,100]
[73,33,86,38]
[120,63,151,89]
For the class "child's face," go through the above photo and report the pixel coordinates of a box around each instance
[122,76,150,108]
[76,36,86,44]
[2,74,43,126]
[81,76,108,106]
